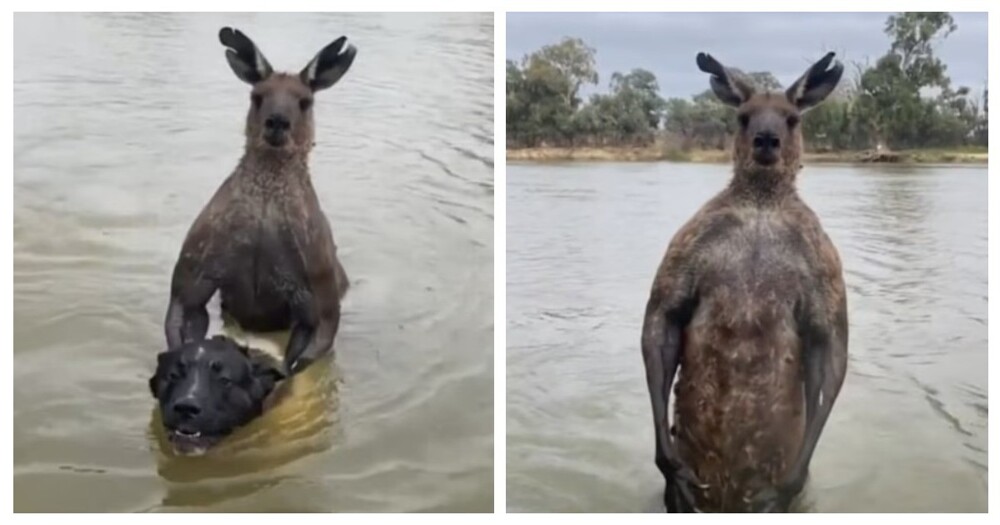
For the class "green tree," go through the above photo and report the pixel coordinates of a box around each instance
[885,12,956,89]
[737,70,783,91]
[507,14,986,152]
[527,37,599,109]
[609,68,667,132]
[855,12,963,148]
[663,98,696,146]
[506,38,600,147]
[688,90,736,149]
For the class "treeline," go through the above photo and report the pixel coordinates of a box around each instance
[506,13,988,151]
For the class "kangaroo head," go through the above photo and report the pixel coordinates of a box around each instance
[219,27,357,155]
[696,52,843,176]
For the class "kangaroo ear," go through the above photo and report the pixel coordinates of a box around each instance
[696,52,754,107]
[786,52,843,112]
[300,36,357,92]
[219,27,274,85]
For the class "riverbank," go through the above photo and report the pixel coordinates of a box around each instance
[506,146,988,164]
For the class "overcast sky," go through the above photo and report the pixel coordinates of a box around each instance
[507,12,988,99]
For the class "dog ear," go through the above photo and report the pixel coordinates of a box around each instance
[149,350,176,398]
[247,350,287,399]
[252,357,287,385]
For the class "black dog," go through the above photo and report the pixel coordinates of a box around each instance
[149,335,285,456]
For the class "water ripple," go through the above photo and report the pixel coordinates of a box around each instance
[14,12,493,513]
[507,163,987,512]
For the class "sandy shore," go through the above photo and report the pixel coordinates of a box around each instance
[507,146,988,164]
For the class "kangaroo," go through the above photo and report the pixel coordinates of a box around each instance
[641,52,848,512]
[165,27,356,376]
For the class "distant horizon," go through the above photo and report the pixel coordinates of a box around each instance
[507,12,989,100]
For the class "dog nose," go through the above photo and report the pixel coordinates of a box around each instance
[753,131,780,151]
[171,399,202,419]
[264,114,290,131]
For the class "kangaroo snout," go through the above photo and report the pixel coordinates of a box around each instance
[265,114,291,131]
[752,131,780,165]
[263,113,291,147]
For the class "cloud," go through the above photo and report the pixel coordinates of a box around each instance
[507,12,988,99]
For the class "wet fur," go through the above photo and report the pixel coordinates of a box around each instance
[149,335,286,455]
[165,28,355,374]
[643,52,848,512]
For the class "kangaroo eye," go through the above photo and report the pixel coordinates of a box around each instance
[737,113,750,128]
[787,115,800,128]
[251,94,263,109]
[299,97,313,111]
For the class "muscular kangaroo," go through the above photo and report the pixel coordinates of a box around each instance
[642,52,849,512]
[165,28,356,375]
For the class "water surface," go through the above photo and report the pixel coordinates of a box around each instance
[507,162,987,512]
[14,12,494,512]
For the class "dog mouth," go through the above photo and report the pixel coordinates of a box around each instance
[166,428,225,456]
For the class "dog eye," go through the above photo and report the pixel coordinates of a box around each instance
[737,113,750,128]
[299,97,313,111]
[219,376,233,388]
[168,369,181,381]
[251,94,263,109]
[787,114,800,128]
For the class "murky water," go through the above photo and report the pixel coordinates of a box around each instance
[14,13,493,512]
[507,162,987,512]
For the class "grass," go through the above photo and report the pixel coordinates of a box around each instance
[900,146,988,164]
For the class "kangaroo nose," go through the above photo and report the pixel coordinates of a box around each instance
[753,132,780,151]
[264,114,290,131]
[171,399,202,419]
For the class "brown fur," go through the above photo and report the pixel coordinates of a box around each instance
[246,74,316,154]
[642,52,848,512]
[165,28,356,375]
[732,93,803,177]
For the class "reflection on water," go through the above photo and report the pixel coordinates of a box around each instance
[14,12,493,512]
[148,353,341,510]
[506,162,987,513]
[149,359,340,482]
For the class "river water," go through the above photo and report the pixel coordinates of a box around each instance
[507,162,987,512]
[14,12,494,512]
